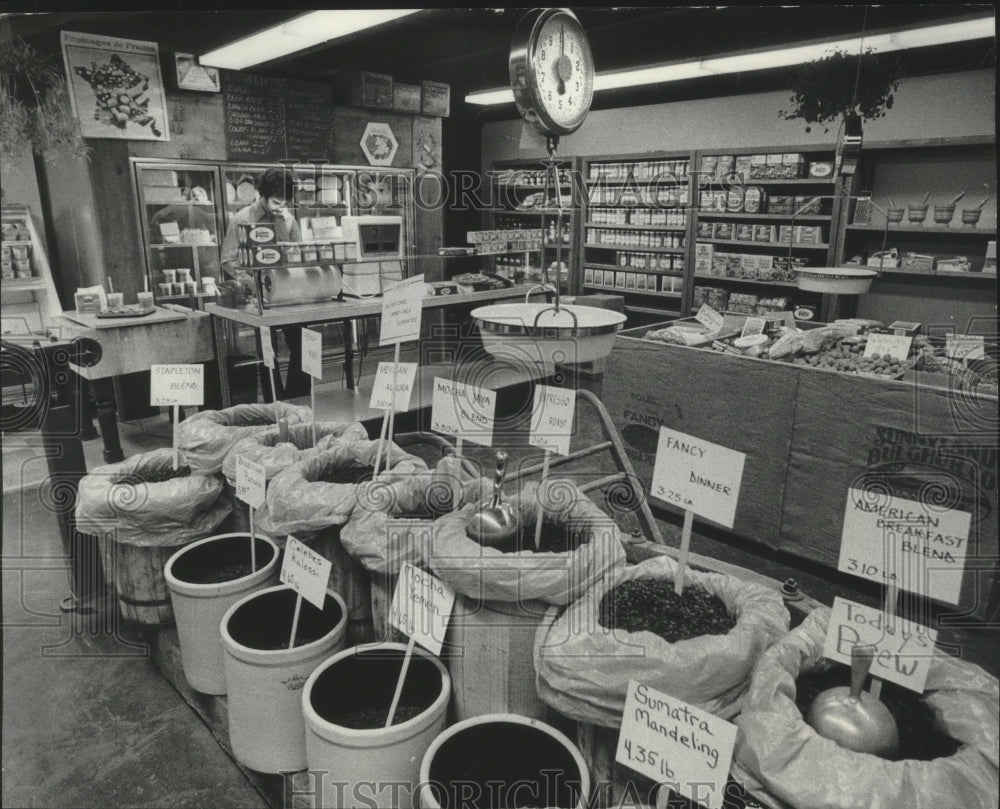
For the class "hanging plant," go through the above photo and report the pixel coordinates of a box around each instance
[1,38,89,159]
[780,48,904,133]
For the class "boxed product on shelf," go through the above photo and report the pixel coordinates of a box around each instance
[710,251,727,277]
[715,154,735,179]
[708,287,729,310]
[755,296,789,313]
[793,195,824,215]
[584,268,594,285]
[937,256,972,273]
[867,248,900,268]
[714,222,734,240]
[793,225,823,245]
[728,292,760,314]
[726,189,745,212]
[781,153,807,178]
[635,273,646,291]
[768,195,795,214]
[735,224,754,242]
[808,160,835,178]
[748,153,768,179]
[743,186,767,213]
[700,190,728,211]
[900,253,936,273]
[734,155,753,182]
[754,224,777,243]
[697,221,714,238]
[778,225,793,244]
[694,242,714,274]
[700,155,718,177]
[765,154,783,177]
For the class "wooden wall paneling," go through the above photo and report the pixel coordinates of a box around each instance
[128,89,228,162]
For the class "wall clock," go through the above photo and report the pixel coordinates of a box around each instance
[509,7,595,140]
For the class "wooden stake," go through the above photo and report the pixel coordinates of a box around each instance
[249,506,257,572]
[386,635,416,728]
[310,376,317,448]
[288,593,303,649]
[673,509,694,596]
[385,343,401,459]
[373,410,390,477]
[533,450,551,550]
[269,365,280,417]
[172,405,180,470]
[870,582,900,701]
[451,437,464,510]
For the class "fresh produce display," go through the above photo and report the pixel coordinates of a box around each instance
[598,579,736,643]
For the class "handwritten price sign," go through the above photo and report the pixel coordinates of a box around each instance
[839,488,971,605]
[430,377,496,447]
[150,364,204,407]
[617,680,737,809]
[651,427,746,529]
[301,328,323,379]
[379,274,425,346]
[389,561,455,656]
[529,384,575,456]
[260,327,275,369]
[234,455,266,510]
[280,536,332,609]
[369,362,418,412]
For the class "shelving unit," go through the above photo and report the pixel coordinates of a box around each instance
[579,151,693,322]
[691,145,841,319]
[1,204,62,335]
[489,158,578,292]
[835,140,997,325]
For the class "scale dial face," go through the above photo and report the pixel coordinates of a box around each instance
[510,8,595,138]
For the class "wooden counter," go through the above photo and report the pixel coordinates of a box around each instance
[604,325,999,620]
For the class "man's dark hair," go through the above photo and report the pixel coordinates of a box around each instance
[258,167,294,202]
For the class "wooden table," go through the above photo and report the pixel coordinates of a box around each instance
[56,307,214,461]
[206,285,544,407]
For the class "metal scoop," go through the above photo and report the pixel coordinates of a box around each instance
[466,450,518,547]
[806,644,899,758]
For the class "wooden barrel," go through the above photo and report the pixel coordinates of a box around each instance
[97,533,189,626]
[445,593,553,722]
[576,721,658,809]
[311,526,373,645]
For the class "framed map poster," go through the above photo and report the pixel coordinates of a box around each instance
[61,31,170,141]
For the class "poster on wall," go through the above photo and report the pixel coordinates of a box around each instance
[61,31,170,141]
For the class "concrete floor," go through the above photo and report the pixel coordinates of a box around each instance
[3,375,997,808]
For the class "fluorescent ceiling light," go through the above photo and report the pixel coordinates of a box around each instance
[464,14,995,105]
[200,9,420,70]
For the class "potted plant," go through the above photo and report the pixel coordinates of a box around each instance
[0,38,87,158]
[780,48,904,134]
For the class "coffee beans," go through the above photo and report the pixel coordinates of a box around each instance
[115,466,192,486]
[331,704,423,729]
[317,465,374,484]
[599,579,735,643]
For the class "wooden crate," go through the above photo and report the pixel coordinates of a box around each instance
[604,323,1000,620]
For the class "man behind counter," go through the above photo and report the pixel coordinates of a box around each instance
[221,167,311,400]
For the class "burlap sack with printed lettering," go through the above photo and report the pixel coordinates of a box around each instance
[731,607,999,809]
[177,403,314,474]
[340,455,490,575]
[430,478,626,605]
[534,555,788,725]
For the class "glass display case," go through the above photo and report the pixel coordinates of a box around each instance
[132,160,225,307]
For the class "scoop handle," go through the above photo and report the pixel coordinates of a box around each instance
[490,451,508,509]
[850,644,876,700]
[277,418,289,443]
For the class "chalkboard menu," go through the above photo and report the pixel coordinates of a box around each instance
[223,72,286,161]
[285,80,332,161]
[223,72,332,162]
